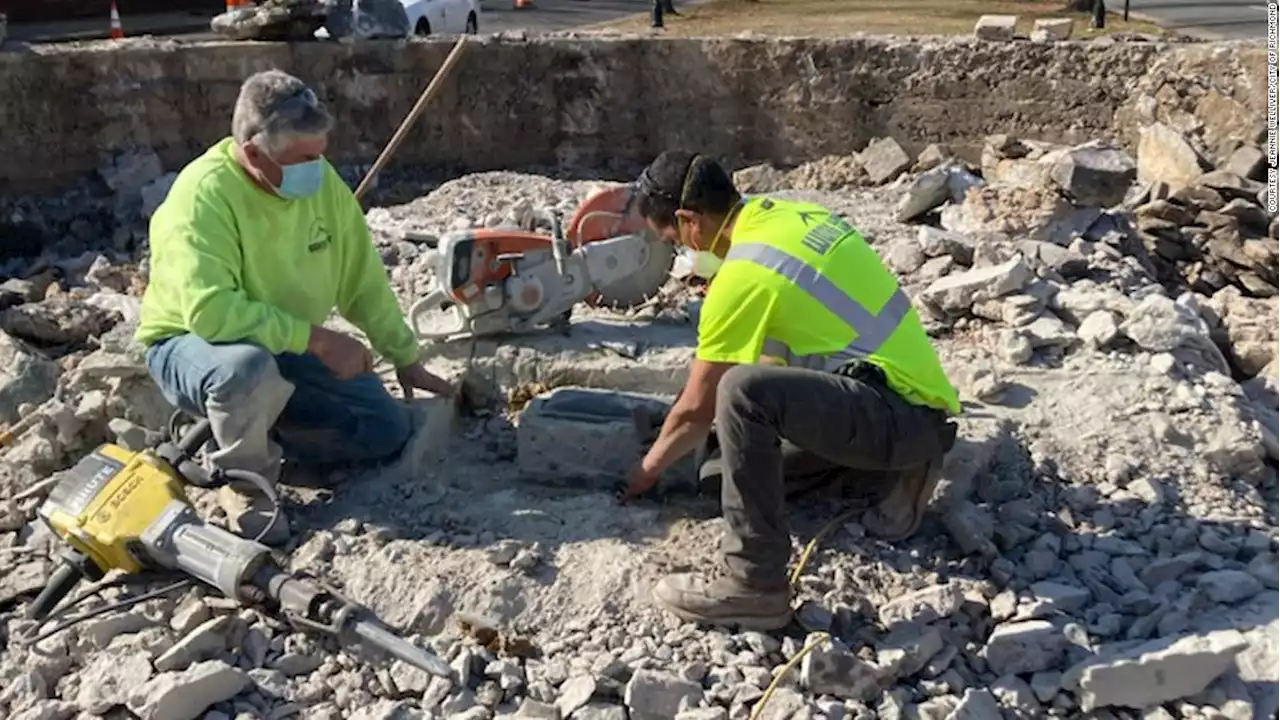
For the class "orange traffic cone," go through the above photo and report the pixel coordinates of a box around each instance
[109,1,124,39]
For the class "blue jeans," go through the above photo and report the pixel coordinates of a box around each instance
[145,333,412,466]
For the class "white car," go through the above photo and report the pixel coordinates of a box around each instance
[402,0,481,35]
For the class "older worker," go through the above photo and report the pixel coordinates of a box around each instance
[622,151,960,630]
[137,69,452,545]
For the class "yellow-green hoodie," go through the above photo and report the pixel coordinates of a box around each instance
[136,137,419,368]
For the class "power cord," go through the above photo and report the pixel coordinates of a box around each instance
[749,505,861,720]
[20,419,283,648]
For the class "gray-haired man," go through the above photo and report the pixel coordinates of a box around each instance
[137,69,452,544]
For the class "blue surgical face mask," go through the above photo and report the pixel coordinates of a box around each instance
[267,154,325,200]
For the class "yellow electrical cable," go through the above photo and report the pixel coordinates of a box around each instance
[749,506,862,720]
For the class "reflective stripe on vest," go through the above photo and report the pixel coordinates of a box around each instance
[727,242,912,372]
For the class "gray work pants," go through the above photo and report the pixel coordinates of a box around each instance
[712,363,953,588]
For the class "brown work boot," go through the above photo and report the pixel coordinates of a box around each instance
[217,485,290,547]
[652,572,792,630]
[862,457,942,542]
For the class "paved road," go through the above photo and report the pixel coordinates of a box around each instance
[1120,0,1270,40]
[5,0,649,43]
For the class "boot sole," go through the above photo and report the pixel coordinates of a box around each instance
[650,588,794,631]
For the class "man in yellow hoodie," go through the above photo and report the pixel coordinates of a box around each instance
[137,69,452,545]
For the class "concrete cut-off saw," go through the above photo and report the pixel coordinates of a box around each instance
[408,185,675,341]
[21,416,451,678]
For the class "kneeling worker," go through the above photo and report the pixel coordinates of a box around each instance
[622,151,960,630]
[136,69,453,545]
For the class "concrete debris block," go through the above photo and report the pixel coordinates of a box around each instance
[623,669,703,720]
[801,644,882,701]
[878,582,964,628]
[945,688,1001,718]
[1119,294,1231,376]
[896,165,953,222]
[0,295,121,348]
[1068,629,1250,711]
[1076,310,1120,348]
[1031,18,1073,41]
[942,501,997,557]
[1223,145,1266,181]
[10,701,79,720]
[517,387,693,491]
[127,660,250,720]
[324,0,410,39]
[877,625,945,679]
[917,143,952,171]
[1195,569,1263,604]
[982,620,1066,676]
[1027,581,1091,614]
[675,708,729,720]
[861,137,913,185]
[1137,123,1207,193]
[154,616,234,672]
[572,703,628,719]
[141,173,179,219]
[556,674,596,715]
[940,185,1098,246]
[921,258,1032,314]
[0,330,58,426]
[211,0,326,40]
[917,227,974,266]
[515,698,562,718]
[1204,286,1279,377]
[1023,312,1076,349]
[1048,146,1137,208]
[974,15,1017,41]
[98,149,164,197]
[733,163,790,194]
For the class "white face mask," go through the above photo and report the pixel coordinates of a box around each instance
[691,250,724,279]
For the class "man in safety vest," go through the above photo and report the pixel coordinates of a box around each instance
[621,151,960,630]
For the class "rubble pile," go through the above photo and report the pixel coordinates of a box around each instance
[0,149,1276,720]
[208,0,410,41]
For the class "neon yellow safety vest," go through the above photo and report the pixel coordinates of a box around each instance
[696,196,961,415]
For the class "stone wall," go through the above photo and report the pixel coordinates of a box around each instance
[0,35,1266,196]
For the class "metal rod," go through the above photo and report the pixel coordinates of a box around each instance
[354,35,469,202]
[1124,0,1129,21]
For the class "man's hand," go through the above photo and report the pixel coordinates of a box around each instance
[308,326,373,380]
[395,362,455,400]
[618,464,660,504]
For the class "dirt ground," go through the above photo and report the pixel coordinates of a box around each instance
[588,0,1167,38]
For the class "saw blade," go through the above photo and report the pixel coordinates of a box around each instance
[591,232,675,308]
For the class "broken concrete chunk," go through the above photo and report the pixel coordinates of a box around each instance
[1077,310,1120,348]
[0,330,59,426]
[1068,629,1249,711]
[1031,17,1073,41]
[800,643,883,701]
[947,687,1002,718]
[127,660,250,720]
[921,258,1032,314]
[1222,145,1266,181]
[974,15,1017,41]
[982,620,1066,675]
[1119,294,1231,376]
[1049,146,1137,208]
[1137,123,1207,193]
[623,669,702,720]
[878,582,964,628]
[861,137,913,185]
[917,227,974,266]
[1195,569,1263,604]
[896,165,953,222]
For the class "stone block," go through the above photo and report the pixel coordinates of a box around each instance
[517,387,695,492]
[861,136,913,185]
[1064,629,1249,711]
[1031,18,1074,41]
[974,15,1017,41]
[982,620,1067,675]
[1138,123,1208,193]
[623,669,703,720]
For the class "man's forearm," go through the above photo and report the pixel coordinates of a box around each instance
[640,408,712,477]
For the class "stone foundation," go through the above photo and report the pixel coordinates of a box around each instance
[0,35,1267,196]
